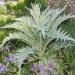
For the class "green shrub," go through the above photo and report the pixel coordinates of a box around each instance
[0,31,6,43]
[0,14,15,26]
[0,5,7,14]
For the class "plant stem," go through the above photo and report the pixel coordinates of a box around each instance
[18,67,21,75]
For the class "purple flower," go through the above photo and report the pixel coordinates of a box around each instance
[0,63,7,73]
[48,59,54,71]
[31,63,38,71]
[39,64,44,75]
[4,54,13,62]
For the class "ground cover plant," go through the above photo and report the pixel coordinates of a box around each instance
[0,1,75,75]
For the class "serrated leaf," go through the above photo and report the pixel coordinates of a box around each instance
[14,47,34,68]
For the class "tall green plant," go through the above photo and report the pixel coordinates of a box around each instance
[0,4,75,75]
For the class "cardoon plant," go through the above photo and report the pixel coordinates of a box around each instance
[0,4,75,75]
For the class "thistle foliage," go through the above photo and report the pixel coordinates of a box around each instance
[0,4,75,68]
